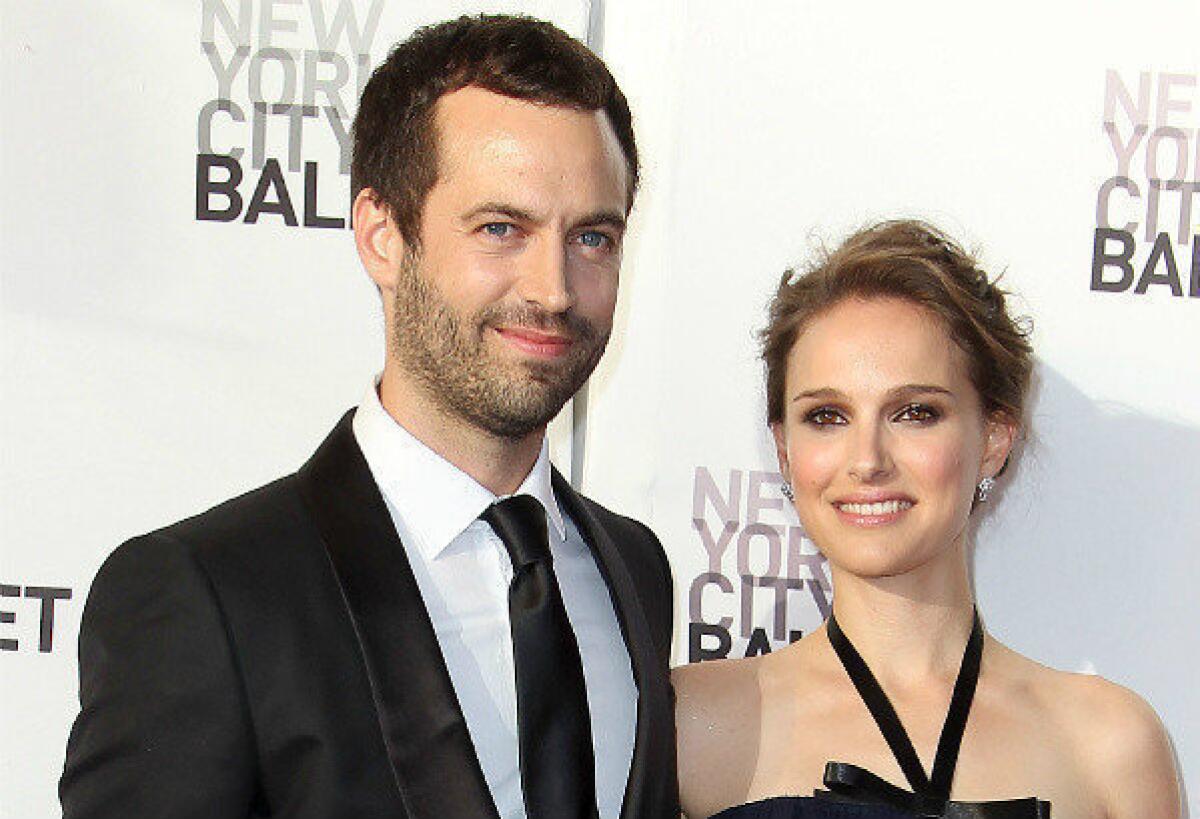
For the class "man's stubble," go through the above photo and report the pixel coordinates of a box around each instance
[390,250,610,440]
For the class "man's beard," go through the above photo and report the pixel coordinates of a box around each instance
[391,251,610,440]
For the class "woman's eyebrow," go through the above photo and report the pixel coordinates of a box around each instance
[791,387,843,403]
[888,384,953,399]
[790,384,953,403]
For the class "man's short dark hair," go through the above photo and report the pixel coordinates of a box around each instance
[352,14,639,246]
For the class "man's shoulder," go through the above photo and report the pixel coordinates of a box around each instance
[98,472,316,591]
[572,489,660,545]
[163,473,307,547]
[570,488,672,583]
[569,487,674,648]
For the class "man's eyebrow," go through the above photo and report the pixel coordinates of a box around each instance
[461,202,540,223]
[575,210,627,231]
[790,384,953,403]
[459,203,626,232]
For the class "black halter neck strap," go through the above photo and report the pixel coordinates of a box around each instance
[825,609,984,804]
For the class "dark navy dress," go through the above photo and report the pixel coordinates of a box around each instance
[710,612,1050,819]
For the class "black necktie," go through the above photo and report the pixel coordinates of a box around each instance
[481,495,598,819]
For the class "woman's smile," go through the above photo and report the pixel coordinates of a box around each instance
[831,495,916,526]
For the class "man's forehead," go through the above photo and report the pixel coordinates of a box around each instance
[430,86,627,201]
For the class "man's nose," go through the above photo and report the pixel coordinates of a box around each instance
[847,423,894,482]
[516,238,574,314]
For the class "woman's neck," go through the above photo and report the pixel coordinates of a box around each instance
[827,550,977,687]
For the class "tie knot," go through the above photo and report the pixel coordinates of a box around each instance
[481,495,551,569]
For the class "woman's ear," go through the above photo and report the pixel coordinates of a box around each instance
[771,421,790,483]
[980,412,1018,480]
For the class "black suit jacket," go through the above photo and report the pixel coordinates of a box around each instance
[61,411,678,819]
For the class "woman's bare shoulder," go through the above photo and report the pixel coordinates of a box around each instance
[672,656,766,818]
[673,656,763,758]
[1059,672,1179,817]
[672,635,833,818]
[673,634,829,741]
[990,642,1181,818]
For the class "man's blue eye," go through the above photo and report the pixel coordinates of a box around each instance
[579,231,608,248]
[482,223,513,238]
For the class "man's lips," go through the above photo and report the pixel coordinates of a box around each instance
[492,326,575,358]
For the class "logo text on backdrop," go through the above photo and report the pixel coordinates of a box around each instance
[0,584,73,654]
[689,467,829,662]
[1093,69,1200,297]
[195,0,386,228]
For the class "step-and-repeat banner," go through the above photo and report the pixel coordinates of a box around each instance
[585,1,1198,811]
[2,1,1196,816]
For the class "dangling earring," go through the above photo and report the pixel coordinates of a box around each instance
[781,482,794,501]
[975,476,995,503]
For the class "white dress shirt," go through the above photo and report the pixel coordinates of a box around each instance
[352,384,637,819]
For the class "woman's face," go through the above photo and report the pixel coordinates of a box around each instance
[772,297,1014,579]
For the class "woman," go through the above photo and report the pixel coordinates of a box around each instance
[674,221,1181,819]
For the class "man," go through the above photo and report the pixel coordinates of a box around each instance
[60,15,676,819]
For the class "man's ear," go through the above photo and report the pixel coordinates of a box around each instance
[353,188,406,293]
[771,421,790,483]
[980,412,1018,480]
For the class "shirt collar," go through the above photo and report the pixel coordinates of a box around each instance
[352,381,568,561]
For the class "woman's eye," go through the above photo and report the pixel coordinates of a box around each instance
[804,407,845,426]
[895,403,940,423]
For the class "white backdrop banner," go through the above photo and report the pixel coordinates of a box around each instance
[2,1,1197,816]
[586,0,1199,812]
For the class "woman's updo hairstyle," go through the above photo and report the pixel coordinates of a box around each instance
[761,220,1033,435]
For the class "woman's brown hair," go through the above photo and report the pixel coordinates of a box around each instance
[761,220,1033,431]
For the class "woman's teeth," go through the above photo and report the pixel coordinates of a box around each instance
[837,500,913,515]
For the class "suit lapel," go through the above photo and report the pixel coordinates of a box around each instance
[296,411,500,819]
[552,470,675,819]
